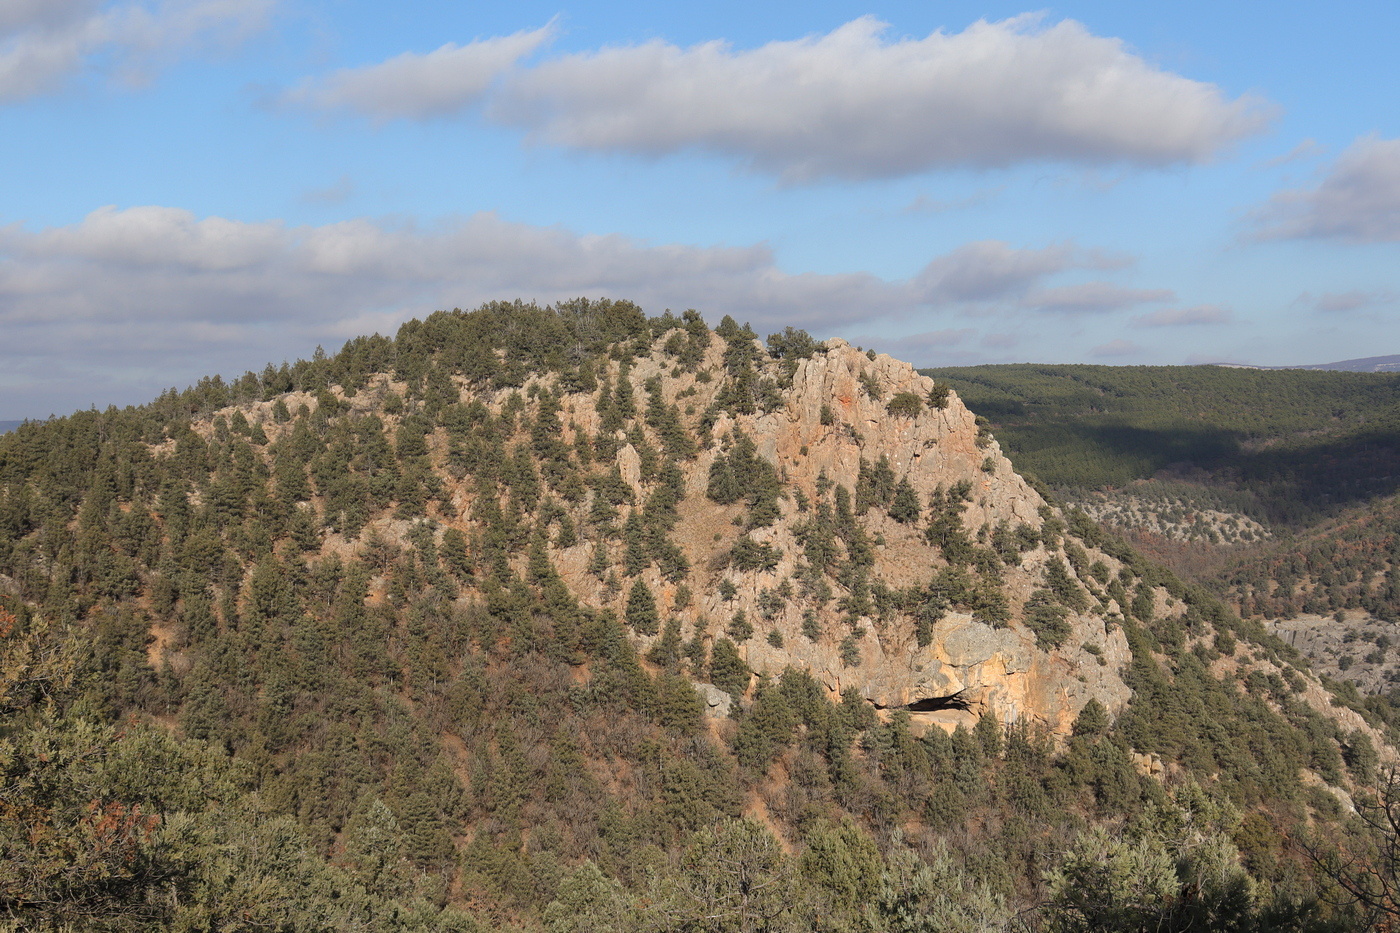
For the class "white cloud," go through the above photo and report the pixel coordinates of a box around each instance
[1131,304,1231,326]
[26,204,288,269]
[0,0,102,35]
[0,0,271,101]
[301,175,356,205]
[1258,137,1323,169]
[911,240,1123,303]
[1301,290,1394,314]
[0,206,1137,416]
[486,15,1266,180]
[284,24,554,119]
[1090,338,1140,357]
[1254,135,1400,242]
[1024,281,1173,313]
[903,186,1007,215]
[857,328,976,360]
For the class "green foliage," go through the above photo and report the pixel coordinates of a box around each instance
[766,327,821,361]
[654,818,798,932]
[728,535,781,572]
[1223,492,1400,622]
[709,637,750,697]
[855,455,897,514]
[1046,557,1090,612]
[707,432,782,527]
[886,392,923,418]
[797,819,882,916]
[888,478,921,525]
[727,610,754,642]
[0,301,1385,931]
[839,633,862,667]
[626,580,660,636]
[1025,589,1072,649]
[1040,784,1322,933]
[1073,698,1111,737]
[733,682,797,770]
[873,839,1011,933]
[543,861,636,932]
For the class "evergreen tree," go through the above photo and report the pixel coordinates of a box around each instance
[626,579,660,636]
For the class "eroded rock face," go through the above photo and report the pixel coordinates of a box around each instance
[558,338,1134,735]
[679,342,1131,734]
[756,339,1042,529]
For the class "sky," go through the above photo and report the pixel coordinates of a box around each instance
[2,1,1398,420]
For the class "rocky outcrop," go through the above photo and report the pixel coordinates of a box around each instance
[540,336,1137,735]
[213,330,1148,737]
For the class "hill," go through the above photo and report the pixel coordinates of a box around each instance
[0,420,22,435]
[1228,355,1400,373]
[1,303,1395,930]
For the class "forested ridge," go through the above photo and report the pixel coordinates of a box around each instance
[1,301,1398,930]
[923,363,1400,526]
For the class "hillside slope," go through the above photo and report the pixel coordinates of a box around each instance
[1,302,1395,930]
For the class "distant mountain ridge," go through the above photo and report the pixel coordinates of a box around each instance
[1221,353,1400,373]
[0,420,23,434]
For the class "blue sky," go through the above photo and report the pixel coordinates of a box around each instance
[3,1,1398,419]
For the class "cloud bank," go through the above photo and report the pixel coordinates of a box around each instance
[1024,282,1173,314]
[0,0,272,101]
[0,206,1138,415]
[290,15,1267,180]
[284,25,554,119]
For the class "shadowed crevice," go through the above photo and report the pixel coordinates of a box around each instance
[896,689,972,713]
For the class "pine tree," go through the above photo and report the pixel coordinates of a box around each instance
[626,579,659,636]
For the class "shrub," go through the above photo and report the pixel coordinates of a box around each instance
[886,392,923,418]
[729,537,780,573]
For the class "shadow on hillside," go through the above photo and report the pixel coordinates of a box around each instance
[1001,421,1400,527]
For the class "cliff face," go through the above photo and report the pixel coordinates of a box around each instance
[674,338,1129,734]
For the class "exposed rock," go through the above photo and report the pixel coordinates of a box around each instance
[695,683,734,719]
[1132,751,1166,778]
[616,443,643,496]
[1267,612,1400,696]
[566,338,1137,735]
